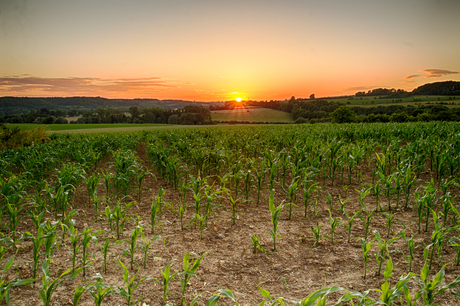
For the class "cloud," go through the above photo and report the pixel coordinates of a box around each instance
[345,85,380,92]
[0,76,187,97]
[402,69,459,81]
[421,69,459,78]
[404,74,420,79]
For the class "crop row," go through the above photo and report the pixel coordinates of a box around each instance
[1,121,460,305]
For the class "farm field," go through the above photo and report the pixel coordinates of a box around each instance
[6,123,170,133]
[210,106,294,122]
[328,95,460,108]
[1,122,460,305]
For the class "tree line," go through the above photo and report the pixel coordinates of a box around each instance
[0,105,212,125]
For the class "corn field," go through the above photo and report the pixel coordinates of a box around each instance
[1,121,460,305]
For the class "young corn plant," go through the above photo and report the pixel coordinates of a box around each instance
[86,274,114,306]
[229,194,239,225]
[73,284,87,306]
[344,209,361,243]
[195,213,206,239]
[375,257,412,305]
[118,260,152,306]
[377,171,396,211]
[337,194,350,214]
[413,261,460,305]
[249,235,268,254]
[355,187,371,212]
[242,169,252,203]
[402,164,419,209]
[302,181,319,218]
[254,165,266,205]
[359,208,376,240]
[68,223,83,273]
[373,182,382,212]
[383,212,396,238]
[178,250,210,306]
[43,221,59,259]
[311,221,325,248]
[99,237,111,273]
[84,172,100,207]
[103,204,115,236]
[324,192,334,211]
[0,256,35,305]
[268,189,284,252]
[59,208,77,241]
[100,169,113,201]
[80,228,103,277]
[400,231,418,272]
[328,209,341,244]
[137,232,163,269]
[112,200,135,239]
[4,197,27,246]
[358,237,373,279]
[150,194,161,234]
[373,230,399,277]
[39,259,83,306]
[393,172,403,210]
[413,191,424,234]
[418,180,438,232]
[153,260,177,306]
[429,211,451,269]
[22,221,48,280]
[280,177,300,220]
[123,226,142,270]
[135,167,153,202]
[204,188,219,227]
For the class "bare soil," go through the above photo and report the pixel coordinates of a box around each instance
[4,143,460,306]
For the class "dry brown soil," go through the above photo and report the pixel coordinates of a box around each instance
[4,143,460,305]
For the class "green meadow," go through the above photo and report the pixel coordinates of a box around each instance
[210,106,294,122]
[6,123,170,133]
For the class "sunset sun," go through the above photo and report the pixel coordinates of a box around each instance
[235,97,242,102]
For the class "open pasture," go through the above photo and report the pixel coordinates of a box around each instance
[1,122,460,305]
[210,106,294,122]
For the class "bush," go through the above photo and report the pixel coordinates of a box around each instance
[168,115,180,124]
[294,117,308,124]
[55,117,68,124]
[0,124,48,149]
[42,116,56,124]
[330,106,356,123]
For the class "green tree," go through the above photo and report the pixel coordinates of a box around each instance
[330,106,356,123]
[168,114,180,124]
[129,106,140,119]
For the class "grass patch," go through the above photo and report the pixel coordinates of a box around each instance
[6,123,170,133]
[211,106,293,122]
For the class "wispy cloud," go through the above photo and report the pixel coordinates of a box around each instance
[403,69,458,80]
[421,69,459,78]
[403,74,420,80]
[345,85,380,92]
[0,76,189,97]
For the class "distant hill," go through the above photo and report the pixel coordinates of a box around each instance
[0,96,223,116]
[412,81,460,96]
[355,81,460,98]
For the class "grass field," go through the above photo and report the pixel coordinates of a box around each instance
[211,106,293,122]
[6,123,170,133]
[327,95,460,108]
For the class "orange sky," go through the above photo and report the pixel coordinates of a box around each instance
[1,0,460,101]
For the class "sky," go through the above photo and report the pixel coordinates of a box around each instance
[1,0,460,101]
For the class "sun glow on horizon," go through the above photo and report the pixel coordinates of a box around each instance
[235,97,242,102]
